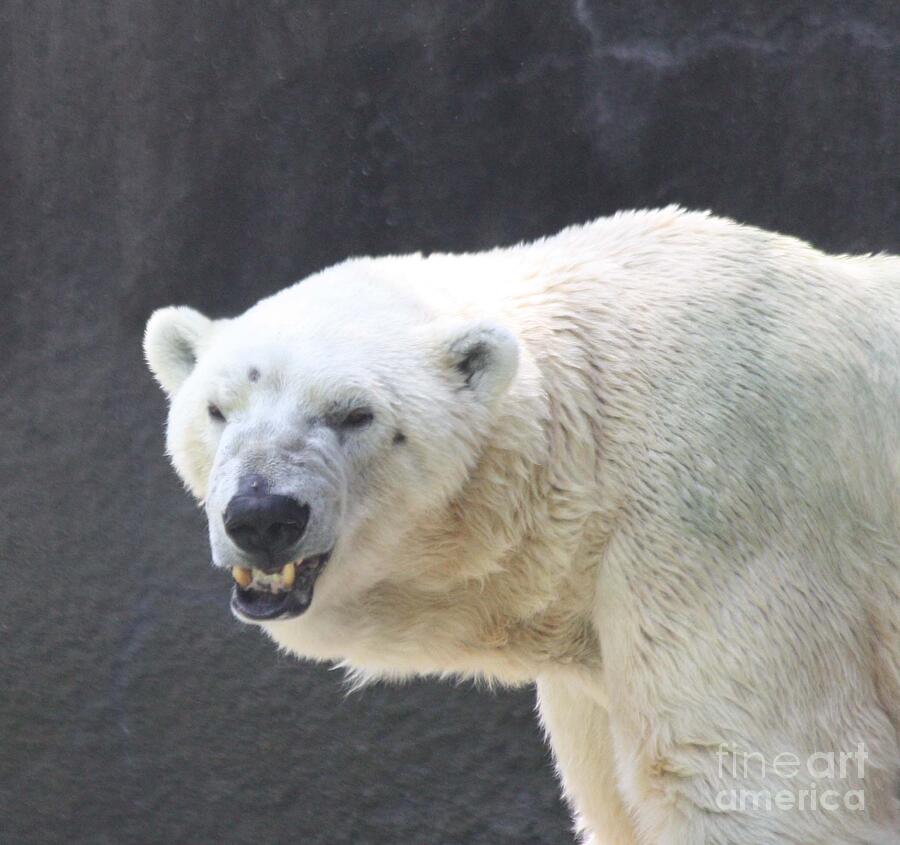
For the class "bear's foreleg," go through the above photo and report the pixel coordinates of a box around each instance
[536,677,640,844]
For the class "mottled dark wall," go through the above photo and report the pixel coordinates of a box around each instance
[2,2,898,844]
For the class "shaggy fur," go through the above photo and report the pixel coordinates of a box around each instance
[145,208,900,844]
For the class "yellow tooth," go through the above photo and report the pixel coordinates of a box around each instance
[282,561,296,589]
[231,566,252,588]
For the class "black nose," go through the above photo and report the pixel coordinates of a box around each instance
[223,489,310,564]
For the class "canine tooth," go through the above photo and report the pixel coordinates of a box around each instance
[282,562,296,588]
[232,566,252,588]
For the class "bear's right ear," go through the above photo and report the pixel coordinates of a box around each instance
[143,306,214,395]
[438,319,520,404]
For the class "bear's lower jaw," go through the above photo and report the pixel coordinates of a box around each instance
[229,552,331,623]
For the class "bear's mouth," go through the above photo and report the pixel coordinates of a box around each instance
[229,552,331,622]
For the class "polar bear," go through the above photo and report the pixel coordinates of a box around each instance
[144,207,900,844]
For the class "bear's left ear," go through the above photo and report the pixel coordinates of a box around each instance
[143,306,214,396]
[440,319,519,402]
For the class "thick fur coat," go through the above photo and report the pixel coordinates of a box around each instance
[146,208,900,844]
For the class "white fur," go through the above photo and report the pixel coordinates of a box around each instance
[146,207,900,844]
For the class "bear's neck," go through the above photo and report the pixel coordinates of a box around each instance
[337,322,617,685]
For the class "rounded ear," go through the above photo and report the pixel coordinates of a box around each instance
[440,319,519,402]
[143,306,214,395]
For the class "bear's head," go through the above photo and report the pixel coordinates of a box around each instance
[144,259,521,644]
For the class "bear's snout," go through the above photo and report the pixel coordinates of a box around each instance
[223,482,310,570]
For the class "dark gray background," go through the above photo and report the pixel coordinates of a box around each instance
[2,2,898,844]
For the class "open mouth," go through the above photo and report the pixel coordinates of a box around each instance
[229,552,331,622]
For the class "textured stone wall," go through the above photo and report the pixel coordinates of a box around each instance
[2,2,897,843]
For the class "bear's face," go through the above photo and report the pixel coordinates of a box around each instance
[144,264,519,628]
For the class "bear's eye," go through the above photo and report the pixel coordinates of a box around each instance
[341,408,374,428]
[207,403,226,423]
